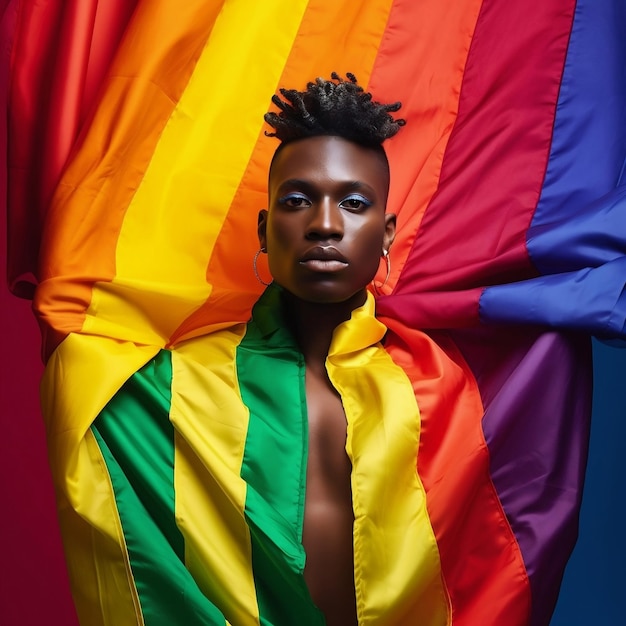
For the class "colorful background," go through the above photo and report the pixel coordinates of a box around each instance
[2,1,625,624]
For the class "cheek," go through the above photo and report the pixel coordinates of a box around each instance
[267,224,294,256]
[352,221,386,259]
[349,224,386,278]
[265,217,299,275]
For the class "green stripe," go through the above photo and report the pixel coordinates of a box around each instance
[237,289,325,625]
[92,350,226,626]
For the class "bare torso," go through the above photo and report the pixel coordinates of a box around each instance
[302,363,358,626]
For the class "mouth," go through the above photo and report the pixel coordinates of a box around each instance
[299,246,348,272]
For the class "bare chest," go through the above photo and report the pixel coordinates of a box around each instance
[302,366,357,626]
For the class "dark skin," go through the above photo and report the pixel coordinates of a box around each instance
[258,136,396,625]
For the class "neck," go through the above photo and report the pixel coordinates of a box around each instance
[283,290,367,369]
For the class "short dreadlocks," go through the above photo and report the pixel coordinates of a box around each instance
[264,72,405,149]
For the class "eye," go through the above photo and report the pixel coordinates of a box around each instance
[279,193,311,208]
[339,195,372,211]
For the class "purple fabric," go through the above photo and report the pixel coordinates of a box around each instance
[449,327,593,626]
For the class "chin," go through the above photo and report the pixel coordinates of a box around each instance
[290,286,368,307]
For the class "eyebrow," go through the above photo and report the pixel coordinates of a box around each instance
[276,178,377,196]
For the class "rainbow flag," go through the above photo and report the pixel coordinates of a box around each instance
[4,1,625,624]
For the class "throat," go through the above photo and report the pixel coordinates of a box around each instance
[283,290,367,362]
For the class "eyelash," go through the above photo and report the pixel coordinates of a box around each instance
[279,193,311,208]
[339,195,372,210]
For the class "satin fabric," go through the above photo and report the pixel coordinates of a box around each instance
[4,2,624,625]
[66,287,449,625]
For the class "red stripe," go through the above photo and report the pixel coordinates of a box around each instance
[395,0,576,301]
[379,0,579,622]
[382,1,577,623]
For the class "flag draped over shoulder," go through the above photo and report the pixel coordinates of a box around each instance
[4,1,625,625]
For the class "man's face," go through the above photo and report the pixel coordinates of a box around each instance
[258,135,395,305]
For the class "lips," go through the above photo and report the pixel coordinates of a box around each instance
[299,246,348,272]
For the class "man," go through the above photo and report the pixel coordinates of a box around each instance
[81,74,446,625]
[258,74,398,623]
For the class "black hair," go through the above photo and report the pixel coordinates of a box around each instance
[264,72,405,148]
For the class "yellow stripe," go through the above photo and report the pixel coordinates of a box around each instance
[327,296,450,625]
[170,325,260,625]
[177,0,394,343]
[41,335,159,625]
[84,0,309,346]
[37,0,227,355]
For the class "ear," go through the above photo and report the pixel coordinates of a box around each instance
[258,209,268,250]
[383,213,396,253]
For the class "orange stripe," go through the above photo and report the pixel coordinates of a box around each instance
[169,0,394,344]
[367,0,484,293]
[382,323,530,625]
[35,1,226,358]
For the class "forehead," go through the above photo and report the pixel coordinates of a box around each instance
[268,136,390,192]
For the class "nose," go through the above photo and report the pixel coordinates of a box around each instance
[305,197,343,240]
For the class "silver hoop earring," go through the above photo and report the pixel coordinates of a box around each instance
[372,249,391,295]
[253,248,272,286]
[382,249,391,288]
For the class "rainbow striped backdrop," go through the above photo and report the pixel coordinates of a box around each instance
[4,1,626,624]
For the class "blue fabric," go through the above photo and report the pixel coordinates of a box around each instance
[479,0,626,341]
